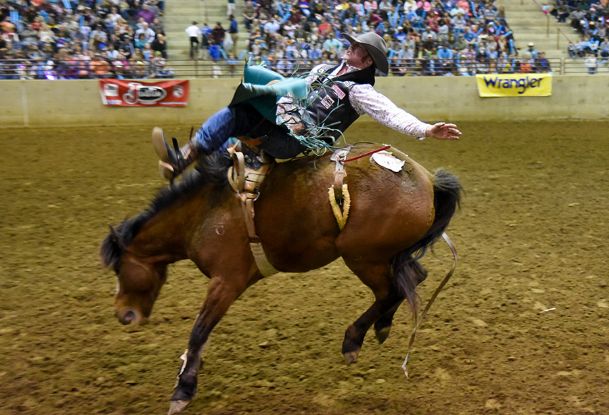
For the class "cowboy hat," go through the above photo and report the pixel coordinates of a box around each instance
[342,32,389,74]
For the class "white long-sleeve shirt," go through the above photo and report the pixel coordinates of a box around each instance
[185,25,200,38]
[279,61,431,139]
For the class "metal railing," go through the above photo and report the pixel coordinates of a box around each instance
[0,56,606,80]
[556,27,577,51]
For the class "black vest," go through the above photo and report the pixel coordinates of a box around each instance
[303,64,376,144]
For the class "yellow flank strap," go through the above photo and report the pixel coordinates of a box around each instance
[328,184,351,230]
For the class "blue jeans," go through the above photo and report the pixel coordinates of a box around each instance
[193,104,307,159]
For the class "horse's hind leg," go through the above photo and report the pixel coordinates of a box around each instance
[341,258,403,364]
[373,300,404,345]
[373,259,427,344]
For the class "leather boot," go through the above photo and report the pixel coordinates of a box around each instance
[152,127,199,181]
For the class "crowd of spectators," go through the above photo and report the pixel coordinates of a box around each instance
[0,0,561,79]
[0,0,173,79]
[212,0,552,76]
[550,0,608,73]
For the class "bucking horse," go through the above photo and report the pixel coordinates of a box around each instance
[100,142,461,414]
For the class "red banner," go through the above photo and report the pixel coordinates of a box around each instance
[99,79,189,107]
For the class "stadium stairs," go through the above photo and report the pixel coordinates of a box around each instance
[500,0,608,73]
[163,0,249,63]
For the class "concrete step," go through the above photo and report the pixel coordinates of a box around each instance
[507,17,563,26]
[500,0,570,59]
[163,21,247,31]
[505,10,554,18]
[164,31,249,44]
[503,5,544,12]
[511,33,566,40]
[164,5,241,16]
[562,59,609,74]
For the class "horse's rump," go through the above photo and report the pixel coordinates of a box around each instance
[253,143,440,271]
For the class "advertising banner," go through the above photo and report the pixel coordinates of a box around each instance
[476,73,552,97]
[99,79,189,107]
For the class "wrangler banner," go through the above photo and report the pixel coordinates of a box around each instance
[475,73,552,97]
[99,79,189,106]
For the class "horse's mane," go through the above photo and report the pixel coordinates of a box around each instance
[100,152,231,272]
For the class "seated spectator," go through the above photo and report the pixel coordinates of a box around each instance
[91,53,112,78]
[534,51,552,72]
[436,43,454,75]
[137,3,157,25]
[243,0,256,31]
[584,51,598,74]
[599,38,609,65]
[322,32,342,56]
[151,33,168,59]
[519,53,533,73]
[130,49,150,78]
[151,51,174,78]
[0,31,8,60]
[0,0,166,74]
[135,21,156,44]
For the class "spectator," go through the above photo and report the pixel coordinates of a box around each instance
[322,32,342,57]
[227,0,236,18]
[263,15,281,35]
[137,3,157,25]
[151,51,174,78]
[136,22,156,44]
[243,1,256,31]
[519,53,533,73]
[599,38,609,65]
[91,53,112,78]
[134,33,148,51]
[185,21,200,59]
[200,22,212,59]
[211,22,226,46]
[151,33,168,59]
[534,51,552,72]
[526,42,539,60]
[584,52,598,74]
[436,43,454,75]
[228,14,238,57]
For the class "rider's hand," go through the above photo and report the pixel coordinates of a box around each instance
[426,122,462,140]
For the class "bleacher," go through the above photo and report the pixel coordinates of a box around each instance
[1,0,608,78]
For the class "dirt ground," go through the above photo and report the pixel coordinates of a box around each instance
[0,121,608,415]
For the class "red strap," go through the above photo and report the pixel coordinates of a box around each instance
[343,145,391,163]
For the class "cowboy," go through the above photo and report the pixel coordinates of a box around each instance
[153,32,461,180]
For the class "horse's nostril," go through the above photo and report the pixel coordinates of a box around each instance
[122,310,136,325]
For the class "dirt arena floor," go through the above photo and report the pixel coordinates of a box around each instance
[1,121,608,415]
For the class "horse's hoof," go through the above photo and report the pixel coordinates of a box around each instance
[375,326,391,344]
[168,400,190,415]
[343,351,359,364]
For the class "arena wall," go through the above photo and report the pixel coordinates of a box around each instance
[1,75,607,128]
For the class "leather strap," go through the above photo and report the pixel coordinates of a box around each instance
[227,143,278,276]
[328,147,352,225]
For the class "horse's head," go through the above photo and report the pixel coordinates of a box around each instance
[101,225,167,325]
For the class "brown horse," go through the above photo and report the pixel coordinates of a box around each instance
[100,142,461,414]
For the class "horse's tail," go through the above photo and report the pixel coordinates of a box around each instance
[391,169,462,315]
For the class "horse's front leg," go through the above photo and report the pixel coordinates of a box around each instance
[168,274,255,415]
